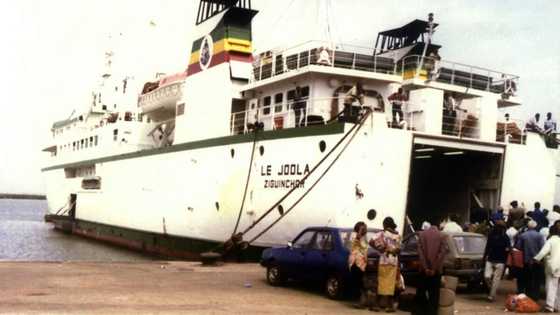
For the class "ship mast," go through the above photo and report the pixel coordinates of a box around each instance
[416,13,435,79]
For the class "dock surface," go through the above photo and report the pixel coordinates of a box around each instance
[0,261,517,314]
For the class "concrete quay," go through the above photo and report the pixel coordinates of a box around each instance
[0,261,532,314]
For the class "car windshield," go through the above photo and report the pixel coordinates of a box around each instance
[453,235,486,254]
[339,230,380,255]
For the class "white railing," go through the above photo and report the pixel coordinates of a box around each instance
[401,55,520,95]
[387,103,481,140]
[250,41,520,96]
[496,118,525,144]
[250,40,397,83]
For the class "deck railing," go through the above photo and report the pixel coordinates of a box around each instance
[250,41,397,83]
[401,55,520,95]
[250,41,519,95]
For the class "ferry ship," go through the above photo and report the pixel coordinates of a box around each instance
[42,0,560,258]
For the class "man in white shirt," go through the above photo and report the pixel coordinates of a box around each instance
[534,226,560,312]
[548,205,560,227]
[526,113,543,133]
[442,214,463,233]
[544,112,557,135]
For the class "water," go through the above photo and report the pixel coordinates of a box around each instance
[0,199,153,261]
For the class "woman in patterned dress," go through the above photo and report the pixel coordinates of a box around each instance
[348,221,368,306]
[372,217,401,312]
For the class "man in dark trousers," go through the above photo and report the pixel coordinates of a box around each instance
[414,217,448,315]
[388,87,407,126]
[292,86,307,127]
[515,220,545,300]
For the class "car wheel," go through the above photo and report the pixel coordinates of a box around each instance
[325,274,344,300]
[266,265,285,286]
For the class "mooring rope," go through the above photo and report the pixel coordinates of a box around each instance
[231,128,260,236]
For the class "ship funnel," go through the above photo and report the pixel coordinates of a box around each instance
[187,0,258,78]
[174,1,258,144]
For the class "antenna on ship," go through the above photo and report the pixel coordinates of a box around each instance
[415,13,435,78]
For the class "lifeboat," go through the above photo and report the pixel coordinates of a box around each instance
[138,71,187,121]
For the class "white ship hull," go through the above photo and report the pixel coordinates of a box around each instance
[43,123,413,251]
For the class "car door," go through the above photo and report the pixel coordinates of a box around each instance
[303,231,334,281]
[400,233,421,280]
[282,229,316,279]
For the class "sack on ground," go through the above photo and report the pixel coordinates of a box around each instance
[505,294,540,313]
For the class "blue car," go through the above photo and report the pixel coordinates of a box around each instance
[260,226,386,299]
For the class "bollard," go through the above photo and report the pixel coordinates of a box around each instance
[200,252,221,266]
[438,276,458,315]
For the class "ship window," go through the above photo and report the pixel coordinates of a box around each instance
[113,129,118,141]
[274,93,283,113]
[138,113,143,122]
[80,139,84,149]
[89,137,94,147]
[85,138,89,148]
[263,96,271,115]
[82,177,101,190]
[94,135,98,146]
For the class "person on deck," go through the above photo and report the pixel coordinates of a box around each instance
[483,221,510,302]
[388,88,408,126]
[342,83,365,123]
[427,51,441,81]
[526,113,543,133]
[534,224,560,312]
[371,217,401,312]
[292,86,307,127]
[516,220,545,300]
[442,93,459,135]
[544,112,557,136]
[414,217,449,315]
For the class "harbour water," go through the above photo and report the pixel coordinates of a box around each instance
[0,199,152,261]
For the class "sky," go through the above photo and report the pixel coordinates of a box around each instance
[1,0,559,194]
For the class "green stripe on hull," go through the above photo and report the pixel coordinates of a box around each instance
[42,123,345,172]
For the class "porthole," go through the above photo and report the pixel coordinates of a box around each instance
[278,205,284,216]
[367,209,377,221]
[319,140,326,153]
[230,148,235,158]
[259,145,264,156]
[215,202,220,211]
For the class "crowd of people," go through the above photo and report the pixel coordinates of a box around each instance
[447,201,560,312]
[348,216,448,314]
[348,201,560,313]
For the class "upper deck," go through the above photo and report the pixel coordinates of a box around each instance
[248,40,520,102]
